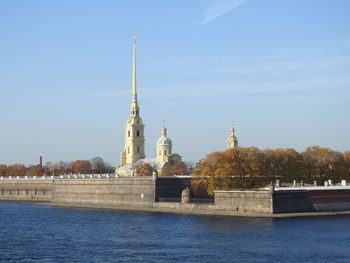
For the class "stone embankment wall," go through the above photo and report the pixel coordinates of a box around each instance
[0,177,155,207]
[214,190,273,213]
[273,190,312,213]
[1,177,350,215]
[52,177,155,207]
[0,179,52,202]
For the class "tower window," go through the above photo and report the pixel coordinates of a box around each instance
[136,130,140,137]
[164,150,167,156]
[128,147,130,154]
[137,147,140,153]
[128,131,130,137]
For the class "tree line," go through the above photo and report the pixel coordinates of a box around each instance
[193,146,350,195]
[135,154,190,176]
[0,157,114,177]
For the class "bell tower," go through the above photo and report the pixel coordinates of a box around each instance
[157,126,172,163]
[227,126,238,149]
[120,36,145,165]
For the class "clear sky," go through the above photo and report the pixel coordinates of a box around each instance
[1,0,350,165]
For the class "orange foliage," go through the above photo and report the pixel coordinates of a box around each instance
[29,166,44,177]
[136,163,154,176]
[71,160,92,174]
[162,154,188,176]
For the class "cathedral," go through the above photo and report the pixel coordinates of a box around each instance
[115,38,172,176]
[115,38,238,176]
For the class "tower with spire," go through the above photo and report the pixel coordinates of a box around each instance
[119,36,145,166]
[227,126,238,149]
[157,126,172,163]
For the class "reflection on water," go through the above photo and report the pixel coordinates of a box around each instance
[0,202,349,263]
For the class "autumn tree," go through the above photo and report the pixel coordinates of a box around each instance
[193,152,228,195]
[29,166,44,177]
[6,164,26,177]
[301,146,343,183]
[261,149,285,184]
[0,164,8,177]
[136,163,154,176]
[344,152,350,178]
[162,154,188,176]
[193,147,264,194]
[280,148,305,182]
[71,160,92,174]
[90,157,112,173]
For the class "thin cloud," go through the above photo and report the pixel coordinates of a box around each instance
[202,0,247,24]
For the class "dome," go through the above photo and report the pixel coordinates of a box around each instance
[157,135,172,145]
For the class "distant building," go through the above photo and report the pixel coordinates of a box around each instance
[115,38,172,176]
[227,127,238,149]
[157,126,172,164]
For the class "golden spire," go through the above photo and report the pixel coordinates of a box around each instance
[132,35,137,103]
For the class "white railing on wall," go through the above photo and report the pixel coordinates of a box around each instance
[0,174,118,180]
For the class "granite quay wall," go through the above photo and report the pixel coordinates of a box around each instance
[272,190,312,213]
[213,190,273,214]
[2,176,350,215]
[52,177,156,208]
[0,179,53,202]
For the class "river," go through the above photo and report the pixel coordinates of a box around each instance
[0,202,349,263]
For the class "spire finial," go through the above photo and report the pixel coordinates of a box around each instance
[132,35,137,102]
[161,122,167,137]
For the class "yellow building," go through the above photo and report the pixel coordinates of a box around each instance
[227,127,238,149]
[119,37,145,166]
[156,126,172,163]
[116,37,172,176]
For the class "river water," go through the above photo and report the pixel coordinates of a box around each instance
[0,202,349,263]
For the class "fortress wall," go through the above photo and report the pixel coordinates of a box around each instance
[213,190,273,214]
[0,179,53,202]
[272,190,312,213]
[308,189,350,211]
[52,177,156,208]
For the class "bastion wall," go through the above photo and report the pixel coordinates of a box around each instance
[0,179,53,202]
[52,177,156,207]
[1,178,350,215]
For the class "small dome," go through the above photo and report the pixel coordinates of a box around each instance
[157,135,172,145]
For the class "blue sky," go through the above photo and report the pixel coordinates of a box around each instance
[1,0,350,165]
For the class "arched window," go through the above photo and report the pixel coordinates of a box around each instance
[164,150,167,156]
[136,130,140,137]
[128,131,130,137]
[137,147,140,153]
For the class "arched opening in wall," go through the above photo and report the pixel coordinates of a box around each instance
[137,147,140,153]
[17,190,20,195]
[35,189,37,195]
[26,189,28,195]
[128,131,130,137]
[9,190,11,195]
[1,189,3,195]
[136,130,140,137]
[43,189,46,195]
